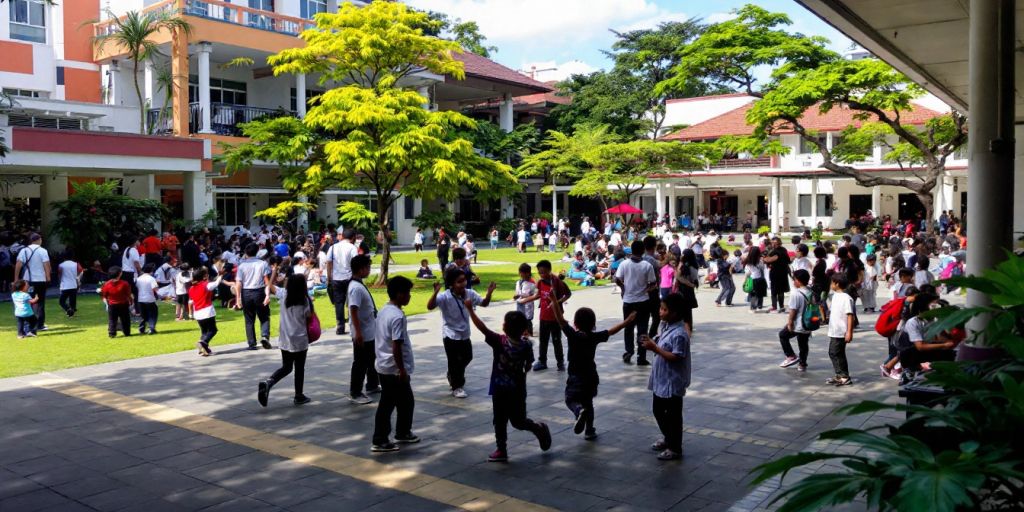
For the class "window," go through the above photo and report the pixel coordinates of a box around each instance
[247,0,274,29]
[798,194,812,217]
[289,87,322,112]
[189,76,248,106]
[9,0,46,43]
[216,194,248,226]
[816,194,833,216]
[300,0,326,19]
[404,196,416,220]
[7,113,83,130]
[799,134,827,154]
[2,88,43,98]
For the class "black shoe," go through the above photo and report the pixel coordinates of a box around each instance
[584,429,598,441]
[536,423,552,451]
[556,363,565,372]
[260,338,272,350]
[109,334,117,339]
[622,353,633,365]
[138,325,146,335]
[636,359,651,366]
[371,442,399,452]
[336,326,346,335]
[573,409,588,435]
[293,395,311,405]
[258,380,270,407]
[365,386,381,395]
[532,361,547,371]
[395,433,420,444]
[247,345,259,351]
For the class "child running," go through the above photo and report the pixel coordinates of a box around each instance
[99,266,133,338]
[12,279,39,338]
[464,298,552,462]
[258,272,313,407]
[427,268,496,398]
[550,290,635,440]
[826,274,855,386]
[189,266,224,357]
[641,292,692,461]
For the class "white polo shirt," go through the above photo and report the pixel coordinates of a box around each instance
[616,257,656,304]
[329,240,357,281]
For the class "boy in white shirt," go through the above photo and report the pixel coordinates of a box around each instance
[826,274,855,386]
[135,263,161,335]
[371,276,419,452]
[514,263,538,335]
[57,252,83,318]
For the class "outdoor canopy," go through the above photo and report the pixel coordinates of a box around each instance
[605,203,644,214]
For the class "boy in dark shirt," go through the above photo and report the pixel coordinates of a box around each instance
[465,301,552,463]
[550,293,634,440]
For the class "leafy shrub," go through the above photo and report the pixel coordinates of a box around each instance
[757,225,771,235]
[51,181,167,263]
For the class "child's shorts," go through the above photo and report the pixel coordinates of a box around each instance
[176,294,188,306]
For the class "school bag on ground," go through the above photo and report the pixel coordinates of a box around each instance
[798,289,822,331]
[875,297,906,338]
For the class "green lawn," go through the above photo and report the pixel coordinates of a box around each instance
[2,250,587,378]
[388,245,566,266]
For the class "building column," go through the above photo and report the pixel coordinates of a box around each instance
[498,92,513,133]
[197,42,213,134]
[41,174,68,250]
[183,171,210,222]
[871,185,881,216]
[321,194,338,225]
[552,186,558,223]
[144,59,156,108]
[106,61,123,106]
[297,195,309,231]
[295,73,307,117]
[964,0,1015,352]
[171,0,190,136]
[654,182,665,220]
[934,172,954,220]
[668,184,677,220]
[810,178,819,228]
[770,177,781,234]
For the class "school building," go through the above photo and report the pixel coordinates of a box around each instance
[0,0,554,246]
[634,92,968,233]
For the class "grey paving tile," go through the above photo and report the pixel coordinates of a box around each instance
[0,488,76,512]
[162,483,243,510]
[109,462,206,496]
[80,486,159,512]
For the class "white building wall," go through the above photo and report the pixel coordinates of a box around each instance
[660,95,756,137]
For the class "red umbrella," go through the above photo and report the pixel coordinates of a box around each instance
[605,203,644,215]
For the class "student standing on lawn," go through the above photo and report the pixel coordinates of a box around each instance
[57,250,82,318]
[236,243,273,350]
[616,240,657,365]
[777,270,813,372]
[174,263,192,321]
[327,229,358,335]
[12,279,39,338]
[464,299,552,462]
[550,290,634,441]
[641,292,691,461]
[347,255,380,405]
[190,267,224,357]
[258,272,313,407]
[100,266,133,338]
[371,276,419,453]
[135,263,160,335]
[120,236,144,316]
[14,233,50,331]
[427,267,496,398]
[826,274,855,386]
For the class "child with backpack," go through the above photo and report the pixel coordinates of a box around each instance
[895,294,959,377]
[464,299,552,462]
[777,270,818,372]
[879,286,920,379]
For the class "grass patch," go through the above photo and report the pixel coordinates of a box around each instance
[1,250,588,378]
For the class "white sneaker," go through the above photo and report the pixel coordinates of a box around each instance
[349,394,373,405]
[779,357,799,368]
[452,388,468,399]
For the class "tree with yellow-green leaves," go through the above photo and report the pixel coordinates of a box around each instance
[220,2,519,285]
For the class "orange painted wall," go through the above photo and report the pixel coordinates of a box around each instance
[0,41,34,74]
[63,0,99,62]
[155,174,185,186]
[213,169,250,186]
[64,68,102,102]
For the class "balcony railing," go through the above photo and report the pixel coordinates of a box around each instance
[709,156,773,169]
[95,0,314,39]
[147,102,297,136]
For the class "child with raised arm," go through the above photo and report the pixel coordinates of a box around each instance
[464,299,552,463]
[550,290,635,440]
[427,268,496,399]
[189,266,224,357]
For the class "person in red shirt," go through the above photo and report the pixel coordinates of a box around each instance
[100,266,133,338]
[189,266,224,357]
[525,260,570,371]
[161,231,180,260]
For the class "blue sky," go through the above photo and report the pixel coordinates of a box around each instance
[405,0,854,82]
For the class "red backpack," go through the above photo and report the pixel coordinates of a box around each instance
[875,297,906,337]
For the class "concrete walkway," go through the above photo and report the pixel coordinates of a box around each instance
[0,284,905,511]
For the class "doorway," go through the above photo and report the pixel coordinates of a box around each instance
[756,195,768,221]
[708,194,737,217]
[849,194,872,217]
[898,193,926,221]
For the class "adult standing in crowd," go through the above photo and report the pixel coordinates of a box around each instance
[763,237,792,313]
[236,243,273,350]
[14,233,50,331]
[140,229,163,267]
[120,236,144,315]
[616,240,657,365]
[327,228,358,335]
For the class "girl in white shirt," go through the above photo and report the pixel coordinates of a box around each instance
[861,254,879,312]
[57,253,82,318]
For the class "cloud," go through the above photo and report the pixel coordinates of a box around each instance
[704,11,736,24]
[519,60,599,82]
[405,0,687,45]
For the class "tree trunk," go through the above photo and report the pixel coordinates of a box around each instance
[918,191,935,236]
[373,199,391,287]
[132,59,146,135]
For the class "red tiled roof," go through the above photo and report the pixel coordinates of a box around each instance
[452,52,554,93]
[660,101,945,141]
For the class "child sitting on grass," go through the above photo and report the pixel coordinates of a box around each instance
[464,300,552,463]
[415,259,435,279]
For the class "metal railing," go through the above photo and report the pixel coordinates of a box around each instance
[709,156,773,169]
[95,0,314,39]
[147,102,296,136]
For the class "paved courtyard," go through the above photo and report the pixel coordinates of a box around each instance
[0,285,899,512]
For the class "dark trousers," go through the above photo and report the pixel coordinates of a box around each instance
[29,281,47,325]
[16,315,37,336]
[537,320,563,365]
[138,302,158,333]
[779,328,810,366]
[121,272,138,314]
[493,389,542,451]
[899,346,955,372]
[437,254,449,273]
[373,374,415,445]
[716,275,736,305]
[652,394,683,453]
[198,317,218,344]
[565,379,596,432]
[330,280,350,329]
[267,349,307,398]
[828,337,850,378]
[241,288,271,346]
[443,337,473,389]
[59,288,78,315]
[622,301,650,361]
[748,292,764,310]
[351,340,379,396]
[107,303,131,336]
[770,288,786,310]
[647,294,661,339]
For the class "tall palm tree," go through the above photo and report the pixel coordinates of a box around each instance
[92,9,192,134]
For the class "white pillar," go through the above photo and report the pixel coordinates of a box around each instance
[871,185,881,216]
[770,177,781,234]
[41,174,68,249]
[498,92,514,133]
[654,182,665,219]
[107,61,122,105]
[144,59,156,108]
[197,42,213,134]
[417,85,432,111]
[295,73,307,117]
[552,186,558,222]
[810,178,819,228]
[183,172,209,222]
[668,184,677,220]
[297,194,309,231]
[935,172,954,220]
[322,194,338,225]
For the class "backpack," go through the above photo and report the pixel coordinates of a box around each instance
[875,297,906,338]
[798,289,822,332]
